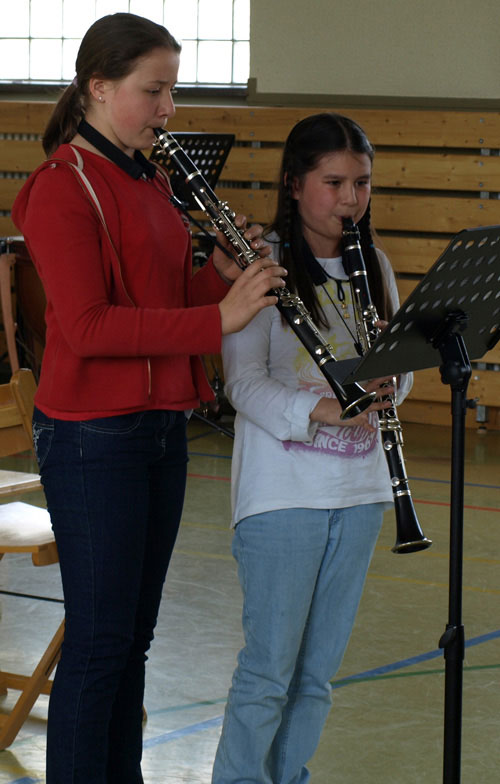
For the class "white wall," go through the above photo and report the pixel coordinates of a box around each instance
[251,0,500,101]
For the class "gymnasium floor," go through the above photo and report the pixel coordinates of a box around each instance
[1,416,499,783]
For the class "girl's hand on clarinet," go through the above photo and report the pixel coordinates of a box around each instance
[219,259,287,335]
[310,397,377,433]
[365,376,395,399]
[213,214,272,283]
[309,377,395,434]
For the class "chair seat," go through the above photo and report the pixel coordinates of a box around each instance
[0,498,61,749]
[0,469,41,498]
[0,501,57,565]
[0,370,63,748]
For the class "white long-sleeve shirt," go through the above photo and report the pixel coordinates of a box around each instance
[222,245,412,526]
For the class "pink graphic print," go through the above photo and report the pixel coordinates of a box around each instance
[282,311,378,458]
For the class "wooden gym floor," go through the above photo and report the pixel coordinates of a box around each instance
[1,416,499,783]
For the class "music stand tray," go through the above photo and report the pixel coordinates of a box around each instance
[150,131,235,211]
[339,226,500,384]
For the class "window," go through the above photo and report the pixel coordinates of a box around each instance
[0,0,250,86]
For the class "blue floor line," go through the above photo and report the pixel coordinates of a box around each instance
[10,778,41,784]
[142,628,500,749]
[333,627,500,686]
[6,630,499,779]
[143,715,223,748]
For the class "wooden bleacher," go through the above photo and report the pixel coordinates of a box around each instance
[1,100,499,429]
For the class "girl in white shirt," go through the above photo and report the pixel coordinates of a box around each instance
[212,112,412,784]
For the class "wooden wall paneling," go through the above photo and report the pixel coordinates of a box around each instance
[409,366,500,407]
[0,101,53,134]
[373,149,500,192]
[0,218,17,237]
[2,101,500,148]
[0,179,27,211]
[1,100,499,428]
[0,140,45,173]
[398,399,481,429]
[216,186,276,225]
[380,236,450,275]
[221,147,282,183]
[372,193,499,234]
[480,344,500,364]
[169,106,500,148]
[221,148,500,192]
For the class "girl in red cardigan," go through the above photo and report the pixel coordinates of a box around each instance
[12,12,285,784]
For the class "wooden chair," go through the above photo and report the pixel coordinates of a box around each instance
[0,238,46,381]
[0,241,21,376]
[0,368,64,750]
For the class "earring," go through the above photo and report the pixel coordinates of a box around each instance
[98,96,103,102]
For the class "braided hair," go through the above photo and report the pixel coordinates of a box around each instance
[268,112,393,329]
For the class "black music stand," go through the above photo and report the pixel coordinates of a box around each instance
[340,225,500,783]
[150,131,235,211]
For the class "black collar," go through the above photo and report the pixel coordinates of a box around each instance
[77,119,157,180]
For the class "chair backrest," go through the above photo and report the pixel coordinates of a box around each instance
[13,245,46,380]
[0,369,36,459]
[0,242,46,381]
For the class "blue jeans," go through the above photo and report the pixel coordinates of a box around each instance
[212,504,384,784]
[32,407,188,784]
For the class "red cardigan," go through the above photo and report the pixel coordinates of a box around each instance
[12,145,229,419]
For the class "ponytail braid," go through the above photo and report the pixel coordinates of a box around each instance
[269,158,330,328]
[43,82,85,157]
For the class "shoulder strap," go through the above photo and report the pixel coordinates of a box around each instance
[48,147,134,305]
[66,146,107,226]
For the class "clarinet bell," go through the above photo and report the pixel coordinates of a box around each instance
[339,385,376,419]
[392,494,432,553]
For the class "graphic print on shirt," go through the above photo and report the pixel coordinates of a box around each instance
[283,278,378,458]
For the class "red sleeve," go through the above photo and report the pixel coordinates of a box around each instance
[18,164,223,358]
[190,256,230,306]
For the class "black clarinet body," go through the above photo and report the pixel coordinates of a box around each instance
[153,128,376,419]
[341,217,432,553]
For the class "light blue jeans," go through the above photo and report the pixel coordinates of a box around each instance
[212,504,384,784]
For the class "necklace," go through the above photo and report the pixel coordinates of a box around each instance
[300,238,359,345]
[324,273,350,319]
[320,275,361,350]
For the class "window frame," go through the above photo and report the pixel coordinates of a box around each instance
[0,0,250,91]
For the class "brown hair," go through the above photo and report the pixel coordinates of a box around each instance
[269,112,392,326]
[43,13,181,156]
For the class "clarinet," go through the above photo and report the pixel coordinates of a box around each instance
[341,217,432,553]
[153,128,375,419]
